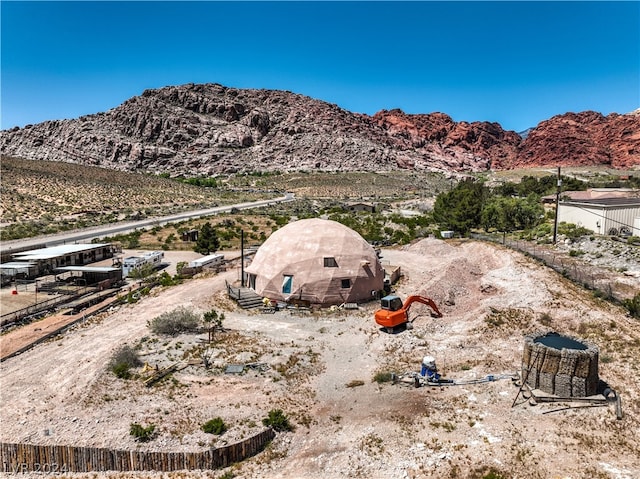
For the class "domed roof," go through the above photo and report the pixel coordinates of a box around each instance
[245,218,384,305]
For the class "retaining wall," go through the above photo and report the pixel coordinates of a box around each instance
[1,428,275,474]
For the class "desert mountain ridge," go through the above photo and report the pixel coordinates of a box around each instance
[1,83,638,176]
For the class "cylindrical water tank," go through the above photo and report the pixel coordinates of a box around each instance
[522,332,599,397]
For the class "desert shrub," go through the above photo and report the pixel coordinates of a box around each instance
[482,469,506,479]
[202,417,227,435]
[346,379,365,388]
[623,293,640,319]
[262,409,293,432]
[148,306,200,336]
[130,423,156,442]
[176,261,188,274]
[108,345,142,379]
[539,312,553,326]
[127,263,155,279]
[557,222,591,240]
[158,271,180,287]
[372,371,393,383]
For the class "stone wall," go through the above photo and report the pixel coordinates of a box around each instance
[522,332,599,397]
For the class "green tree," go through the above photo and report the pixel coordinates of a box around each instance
[433,179,487,234]
[195,222,220,255]
[481,195,544,233]
[202,308,224,343]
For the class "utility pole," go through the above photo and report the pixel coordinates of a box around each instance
[240,229,245,287]
[553,166,562,244]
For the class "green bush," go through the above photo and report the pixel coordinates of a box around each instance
[112,363,132,379]
[127,263,155,279]
[108,345,142,379]
[158,271,180,287]
[482,469,506,479]
[372,371,393,383]
[623,293,640,319]
[130,423,156,442]
[202,417,227,435]
[262,409,293,432]
[557,222,592,240]
[148,306,200,336]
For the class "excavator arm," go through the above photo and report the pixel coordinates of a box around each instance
[402,295,443,318]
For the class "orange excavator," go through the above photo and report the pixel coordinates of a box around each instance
[374,294,442,332]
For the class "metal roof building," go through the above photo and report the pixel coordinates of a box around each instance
[558,197,640,236]
[12,243,112,261]
[3,243,116,278]
[55,266,123,288]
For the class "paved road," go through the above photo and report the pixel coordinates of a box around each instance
[1,193,295,252]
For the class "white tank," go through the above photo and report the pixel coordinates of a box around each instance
[422,356,436,369]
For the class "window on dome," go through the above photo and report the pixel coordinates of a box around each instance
[324,257,338,267]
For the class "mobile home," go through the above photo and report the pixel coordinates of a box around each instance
[122,251,164,277]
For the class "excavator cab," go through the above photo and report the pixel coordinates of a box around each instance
[380,295,403,312]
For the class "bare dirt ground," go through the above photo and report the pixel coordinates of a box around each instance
[1,238,639,479]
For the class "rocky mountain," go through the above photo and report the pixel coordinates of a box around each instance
[511,110,640,170]
[1,83,638,176]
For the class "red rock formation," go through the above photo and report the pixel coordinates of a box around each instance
[1,84,638,175]
[372,109,521,169]
[513,111,640,169]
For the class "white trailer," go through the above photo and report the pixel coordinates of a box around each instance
[189,253,224,269]
[122,251,164,277]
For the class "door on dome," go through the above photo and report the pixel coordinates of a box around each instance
[282,275,293,294]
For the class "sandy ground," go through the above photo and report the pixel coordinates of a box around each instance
[1,238,639,479]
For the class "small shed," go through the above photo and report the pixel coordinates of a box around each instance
[345,202,376,213]
[182,229,199,242]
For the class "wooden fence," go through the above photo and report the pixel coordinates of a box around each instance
[0,428,275,473]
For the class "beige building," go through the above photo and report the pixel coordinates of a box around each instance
[245,218,384,306]
[558,197,640,236]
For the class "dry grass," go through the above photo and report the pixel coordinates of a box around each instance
[224,170,452,200]
[0,157,271,239]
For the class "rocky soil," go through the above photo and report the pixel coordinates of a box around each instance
[1,83,638,176]
[1,238,639,479]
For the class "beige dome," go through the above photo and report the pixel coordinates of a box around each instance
[245,218,384,306]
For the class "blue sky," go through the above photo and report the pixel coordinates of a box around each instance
[1,1,639,132]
